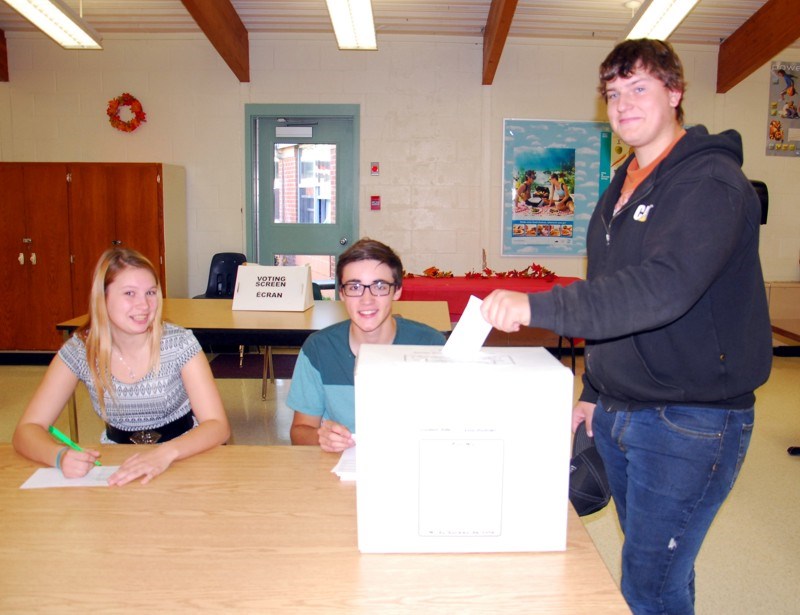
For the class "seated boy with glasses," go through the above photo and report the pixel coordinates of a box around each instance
[288,238,446,452]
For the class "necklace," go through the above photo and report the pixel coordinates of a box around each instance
[114,349,137,380]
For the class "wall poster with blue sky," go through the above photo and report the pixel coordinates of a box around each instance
[502,119,618,257]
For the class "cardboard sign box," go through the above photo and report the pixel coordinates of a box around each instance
[355,345,572,554]
[232,265,314,312]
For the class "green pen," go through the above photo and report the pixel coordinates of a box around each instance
[48,425,102,466]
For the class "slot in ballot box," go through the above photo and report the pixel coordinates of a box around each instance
[355,345,573,554]
[232,265,314,311]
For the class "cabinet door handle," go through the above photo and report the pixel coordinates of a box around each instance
[18,252,25,265]
[30,253,37,265]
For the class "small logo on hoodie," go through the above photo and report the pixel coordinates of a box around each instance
[633,204,654,222]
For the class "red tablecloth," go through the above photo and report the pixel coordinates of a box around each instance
[399,276,581,321]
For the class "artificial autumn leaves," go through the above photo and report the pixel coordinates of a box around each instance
[405,263,555,280]
[107,93,146,133]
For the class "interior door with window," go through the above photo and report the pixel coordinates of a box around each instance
[248,106,359,293]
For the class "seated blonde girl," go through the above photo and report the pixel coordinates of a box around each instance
[13,248,230,486]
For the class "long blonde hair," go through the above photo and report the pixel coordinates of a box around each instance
[77,248,164,415]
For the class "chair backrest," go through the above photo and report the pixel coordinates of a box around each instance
[749,180,768,225]
[312,282,323,300]
[202,252,247,298]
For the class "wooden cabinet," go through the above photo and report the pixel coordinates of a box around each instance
[0,163,75,350]
[0,163,187,351]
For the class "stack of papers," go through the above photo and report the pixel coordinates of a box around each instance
[331,446,356,481]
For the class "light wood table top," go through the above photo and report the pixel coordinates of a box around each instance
[0,444,628,613]
[57,298,452,335]
[771,319,800,343]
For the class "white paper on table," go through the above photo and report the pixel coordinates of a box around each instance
[442,295,493,359]
[331,446,356,481]
[20,466,120,489]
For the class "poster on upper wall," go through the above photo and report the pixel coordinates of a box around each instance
[502,119,617,257]
[766,61,800,157]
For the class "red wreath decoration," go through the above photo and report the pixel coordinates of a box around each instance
[107,92,146,133]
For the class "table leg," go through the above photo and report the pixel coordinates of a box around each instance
[62,329,80,441]
[557,336,576,374]
[67,394,79,441]
[262,347,272,401]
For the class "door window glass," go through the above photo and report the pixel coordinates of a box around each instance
[274,144,336,224]
[274,253,336,298]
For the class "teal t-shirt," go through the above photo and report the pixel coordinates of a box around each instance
[286,316,445,432]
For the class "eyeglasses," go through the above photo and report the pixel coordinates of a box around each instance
[341,281,395,297]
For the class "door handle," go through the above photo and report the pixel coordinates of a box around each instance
[339,237,348,246]
[30,252,37,265]
[18,252,24,265]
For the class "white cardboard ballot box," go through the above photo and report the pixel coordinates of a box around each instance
[232,265,314,312]
[355,345,572,554]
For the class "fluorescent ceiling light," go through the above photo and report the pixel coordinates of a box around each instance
[623,0,700,41]
[325,0,377,50]
[4,0,103,49]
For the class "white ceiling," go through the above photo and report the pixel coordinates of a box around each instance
[0,0,796,49]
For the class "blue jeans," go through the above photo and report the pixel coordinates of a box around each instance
[592,400,754,615]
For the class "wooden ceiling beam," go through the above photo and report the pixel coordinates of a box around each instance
[482,0,518,85]
[717,0,800,93]
[180,0,249,82]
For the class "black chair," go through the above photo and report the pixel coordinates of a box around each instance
[194,252,247,299]
[195,252,247,356]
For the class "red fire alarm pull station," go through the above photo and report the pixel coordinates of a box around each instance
[370,195,381,210]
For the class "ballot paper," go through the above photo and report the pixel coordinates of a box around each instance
[442,294,492,358]
[331,446,356,481]
[20,466,119,489]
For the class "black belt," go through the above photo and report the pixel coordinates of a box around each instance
[106,412,195,444]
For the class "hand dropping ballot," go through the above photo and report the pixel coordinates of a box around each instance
[353,295,573,553]
[441,295,493,358]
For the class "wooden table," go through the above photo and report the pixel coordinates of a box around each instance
[0,444,628,613]
[771,319,800,343]
[57,299,452,438]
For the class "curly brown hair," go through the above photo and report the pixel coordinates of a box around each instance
[598,39,686,124]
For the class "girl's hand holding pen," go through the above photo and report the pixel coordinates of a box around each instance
[48,425,102,477]
[59,447,102,478]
